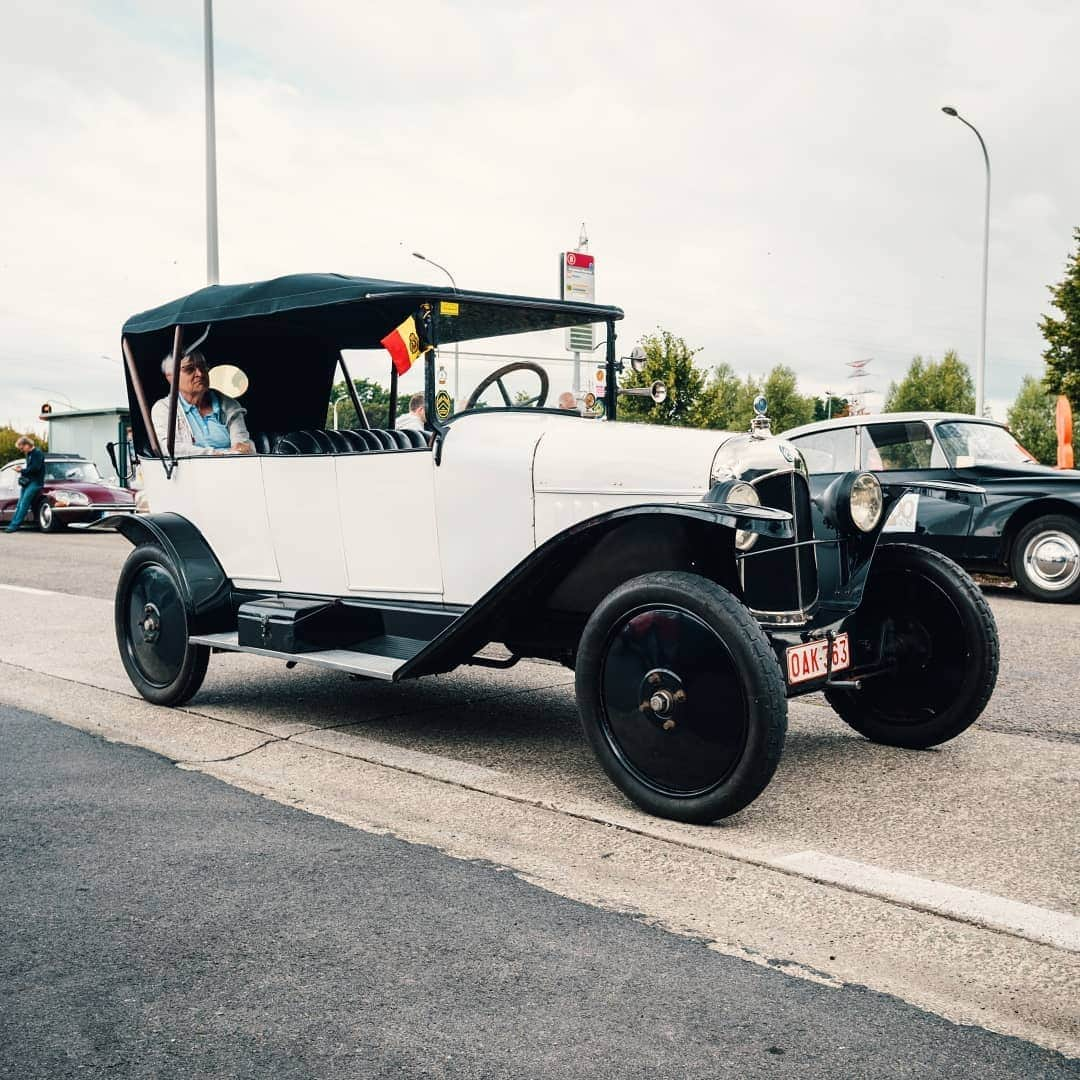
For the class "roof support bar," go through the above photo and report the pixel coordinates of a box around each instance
[605,319,618,421]
[337,351,369,429]
[164,325,184,474]
[122,336,164,461]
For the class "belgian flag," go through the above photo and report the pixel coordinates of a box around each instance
[380,315,424,375]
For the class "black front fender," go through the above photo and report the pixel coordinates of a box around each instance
[397,502,792,679]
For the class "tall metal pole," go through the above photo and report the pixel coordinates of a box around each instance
[204,0,220,285]
[942,107,990,417]
[412,252,458,403]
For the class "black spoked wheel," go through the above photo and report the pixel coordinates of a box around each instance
[576,572,787,823]
[825,544,998,749]
[115,544,209,706]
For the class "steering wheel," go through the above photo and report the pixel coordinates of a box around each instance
[465,361,549,410]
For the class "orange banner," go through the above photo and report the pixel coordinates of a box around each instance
[1057,395,1074,469]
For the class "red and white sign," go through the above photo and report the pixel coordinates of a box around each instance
[561,250,596,353]
[785,633,850,685]
[561,251,595,301]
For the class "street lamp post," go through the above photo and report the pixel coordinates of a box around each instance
[942,106,990,418]
[204,0,220,285]
[412,251,459,405]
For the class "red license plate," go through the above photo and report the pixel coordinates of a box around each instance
[785,633,850,685]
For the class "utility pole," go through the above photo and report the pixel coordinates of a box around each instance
[204,0,220,284]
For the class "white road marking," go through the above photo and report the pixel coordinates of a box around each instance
[0,583,63,597]
[773,851,1080,953]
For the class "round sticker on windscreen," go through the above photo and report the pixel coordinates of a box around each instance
[435,389,453,421]
[209,364,249,397]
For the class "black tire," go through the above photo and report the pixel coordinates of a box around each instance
[36,499,64,533]
[114,543,210,706]
[825,544,998,749]
[1009,514,1080,602]
[575,571,787,823]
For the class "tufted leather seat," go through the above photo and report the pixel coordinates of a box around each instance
[270,428,429,455]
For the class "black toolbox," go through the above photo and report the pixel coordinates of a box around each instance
[237,597,360,653]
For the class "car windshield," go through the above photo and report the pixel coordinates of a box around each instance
[332,320,610,429]
[935,422,1036,467]
[45,461,101,483]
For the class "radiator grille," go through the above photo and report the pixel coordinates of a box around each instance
[741,471,818,616]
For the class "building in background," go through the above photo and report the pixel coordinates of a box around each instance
[39,407,131,484]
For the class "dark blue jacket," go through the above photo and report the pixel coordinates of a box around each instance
[19,448,45,488]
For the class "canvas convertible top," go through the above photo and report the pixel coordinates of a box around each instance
[123,272,624,348]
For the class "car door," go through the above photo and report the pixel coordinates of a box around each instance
[858,420,977,558]
[336,446,443,598]
[0,463,21,521]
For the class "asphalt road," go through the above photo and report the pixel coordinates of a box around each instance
[2,703,1075,1080]
[1,530,1078,1073]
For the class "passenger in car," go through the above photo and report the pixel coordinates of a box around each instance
[395,392,426,432]
[152,350,254,456]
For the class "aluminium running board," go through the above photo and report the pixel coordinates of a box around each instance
[187,631,425,680]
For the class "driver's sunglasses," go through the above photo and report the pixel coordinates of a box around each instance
[180,359,209,374]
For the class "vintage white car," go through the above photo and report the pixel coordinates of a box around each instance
[107,274,999,822]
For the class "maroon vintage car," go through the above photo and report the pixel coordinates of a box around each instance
[0,453,136,532]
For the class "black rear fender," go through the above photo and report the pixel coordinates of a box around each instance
[106,512,233,634]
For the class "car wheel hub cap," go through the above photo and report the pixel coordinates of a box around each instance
[638,668,686,730]
[141,603,161,644]
[1024,531,1080,591]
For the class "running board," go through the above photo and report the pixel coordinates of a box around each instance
[188,631,424,680]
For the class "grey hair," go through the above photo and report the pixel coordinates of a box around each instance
[15,436,33,450]
[161,349,205,376]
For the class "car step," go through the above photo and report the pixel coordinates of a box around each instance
[187,631,429,680]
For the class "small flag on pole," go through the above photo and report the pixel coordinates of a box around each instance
[380,316,424,375]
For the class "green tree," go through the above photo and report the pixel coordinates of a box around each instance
[618,329,705,426]
[1006,374,1078,466]
[326,378,393,430]
[759,365,816,433]
[1041,226,1080,407]
[813,395,849,421]
[884,350,975,413]
[690,363,754,430]
[0,425,46,468]
[691,363,815,432]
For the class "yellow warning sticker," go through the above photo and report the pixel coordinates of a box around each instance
[439,301,460,316]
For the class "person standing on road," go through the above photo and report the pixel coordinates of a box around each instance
[4,437,45,533]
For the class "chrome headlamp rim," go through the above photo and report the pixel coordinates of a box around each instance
[849,471,883,533]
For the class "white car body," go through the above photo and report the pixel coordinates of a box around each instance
[141,411,730,605]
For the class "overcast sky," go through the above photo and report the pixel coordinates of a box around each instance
[3,0,1078,433]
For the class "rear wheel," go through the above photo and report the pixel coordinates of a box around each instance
[575,571,787,823]
[115,543,209,705]
[825,544,998,749]
[1010,514,1080,602]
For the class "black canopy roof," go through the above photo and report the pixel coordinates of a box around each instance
[123,272,623,348]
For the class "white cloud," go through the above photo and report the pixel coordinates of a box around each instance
[1,0,1078,434]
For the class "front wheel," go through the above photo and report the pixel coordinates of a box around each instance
[1010,514,1080,602]
[825,544,998,749]
[575,571,787,823]
[115,543,209,705]
[36,500,64,532]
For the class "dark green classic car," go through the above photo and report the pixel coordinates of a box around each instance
[784,412,1080,602]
